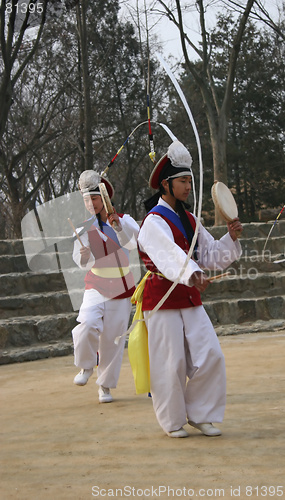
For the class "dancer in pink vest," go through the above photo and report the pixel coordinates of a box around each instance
[72,170,139,403]
[138,141,243,437]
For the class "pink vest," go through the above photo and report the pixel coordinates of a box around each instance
[84,215,135,299]
[139,211,202,311]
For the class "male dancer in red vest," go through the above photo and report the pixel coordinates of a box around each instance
[138,141,243,437]
[72,170,139,403]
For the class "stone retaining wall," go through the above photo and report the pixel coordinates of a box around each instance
[0,220,284,364]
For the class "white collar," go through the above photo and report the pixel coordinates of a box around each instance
[157,197,176,214]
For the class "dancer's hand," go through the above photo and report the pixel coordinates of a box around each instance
[80,245,91,266]
[191,271,209,292]
[107,209,122,230]
[227,217,242,241]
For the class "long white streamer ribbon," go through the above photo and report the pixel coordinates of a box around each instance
[115,54,204,344]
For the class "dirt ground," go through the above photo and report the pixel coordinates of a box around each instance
[1,331,285,500]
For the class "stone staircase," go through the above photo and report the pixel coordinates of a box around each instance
[0,238,79,364]
[0,220,284,364]
[204,221,285,334]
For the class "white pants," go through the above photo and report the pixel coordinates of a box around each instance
[72,289,132,388]
[144,306,226,433]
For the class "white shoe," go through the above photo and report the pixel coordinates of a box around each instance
[188,421,222,436]
[73,368,93,386]
[98,386,113,403]
[166,427,189,438]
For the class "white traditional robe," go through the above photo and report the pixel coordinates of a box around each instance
[72,214,139,388]
[138,198,242,433]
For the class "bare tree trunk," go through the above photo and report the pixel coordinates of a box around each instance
[77,38,85,172]
[76,0,93,170]
[212,117,228,225]
[0,77,13,142]
[0,0,48,143]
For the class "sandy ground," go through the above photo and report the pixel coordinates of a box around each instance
[1,331,285,500]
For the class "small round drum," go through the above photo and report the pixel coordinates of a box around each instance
[99,183,113,214]
[211,181,238,221]
[211,181,241,237]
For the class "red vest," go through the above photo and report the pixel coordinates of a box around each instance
[139,210,202,311]
[84,215,135,299]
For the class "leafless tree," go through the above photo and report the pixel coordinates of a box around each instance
[155,0,256,223]
[0,0,49,140]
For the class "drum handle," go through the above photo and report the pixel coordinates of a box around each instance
[99,183,119,230]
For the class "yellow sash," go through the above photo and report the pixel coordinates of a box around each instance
[91,266,129,279]
[128,271,163,394]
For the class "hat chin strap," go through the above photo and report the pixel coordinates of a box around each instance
[96,204,108,231]
[98,205,106,217]
[168,178,175,197]
[97,196,109,222]
[167,179,195,247]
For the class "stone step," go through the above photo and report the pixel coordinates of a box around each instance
[1,318,285,365]
[0,236,73,255]
[0,340,74,365]
[204,294,285,326]
[0,298,284,364]
[0,270,67,297]
[0,254,283,300]
[0,239,26,255]
[1,220,284,257]
[0,268,85,297]
[0,288,284,337]
[0,237,283,275]
[0,312,77,351]
[20,219,285,248]
[240,236,285,256]
[0,220,284,274]
[0,254,30,274]
[207,220,285,239]
[228,254,285,273]
[0,270,284,320]
[0,290,76,319]
[214,318,285,336]
[0,220,283,365]
[0,250,75,274]
[203,271,285,300]
[0,263,142,298]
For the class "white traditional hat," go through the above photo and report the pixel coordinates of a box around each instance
[78,170,114,199]
[149,140,193,189]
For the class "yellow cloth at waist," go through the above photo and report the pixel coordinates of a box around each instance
[128,270,164,395]
[91,266,129,279]
[131,270,165,305]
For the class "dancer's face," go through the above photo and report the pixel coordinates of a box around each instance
[162,176,192,205]
[171,176,192,202]
[83,194,105,215]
